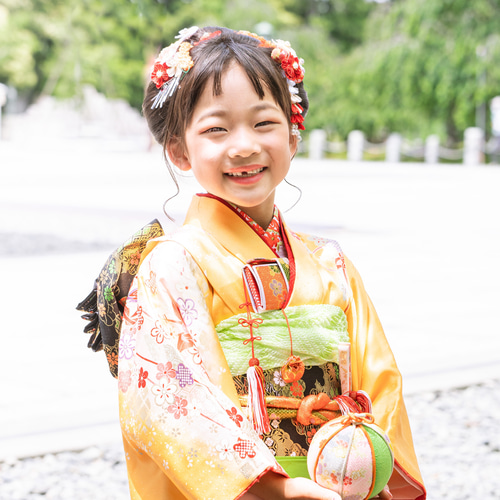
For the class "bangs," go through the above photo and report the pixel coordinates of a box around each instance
[183,31,290,123]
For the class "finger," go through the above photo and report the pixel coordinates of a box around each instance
[378,485,393,499]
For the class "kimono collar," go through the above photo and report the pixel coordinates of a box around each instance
[183,195,279,263]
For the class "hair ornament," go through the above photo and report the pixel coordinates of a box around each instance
[151,26,200,109]
[239,32,305,136]
[270,39,305,135]
[150,27,306,136]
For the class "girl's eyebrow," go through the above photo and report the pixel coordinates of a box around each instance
[196,102,280,122]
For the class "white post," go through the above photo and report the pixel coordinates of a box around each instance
[425,135,440,164]
[347,130,364,162]
[463,127,484,165]
[309,129,326,160]
[385,133,402,163]
[0,83,8,140]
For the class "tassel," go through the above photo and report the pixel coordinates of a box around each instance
[335,391,374,415]
[246,358,270,435]
[350,390,373,414]
[335,394,362,415]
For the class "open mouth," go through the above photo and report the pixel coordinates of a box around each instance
[226,167,265,178]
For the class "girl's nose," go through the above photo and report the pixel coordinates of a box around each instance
[227,128,261,158]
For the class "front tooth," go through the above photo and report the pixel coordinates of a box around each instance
[229,168,262,177]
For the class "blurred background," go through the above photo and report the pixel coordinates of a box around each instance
[1,0,500,499]
[3,0,500,152]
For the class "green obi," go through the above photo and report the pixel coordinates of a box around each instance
[276,456,310,479]
[215,304,349,376]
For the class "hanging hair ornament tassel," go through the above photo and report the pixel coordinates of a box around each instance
[239,289,270,435]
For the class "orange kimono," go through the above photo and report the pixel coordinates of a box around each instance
[117,195,426,499]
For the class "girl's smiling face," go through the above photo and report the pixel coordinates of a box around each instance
[168,62,297,229]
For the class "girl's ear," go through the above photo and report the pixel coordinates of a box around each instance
[166,137,191,171]
[289,133,299,159]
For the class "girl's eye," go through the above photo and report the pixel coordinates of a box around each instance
[203,127,226,134]
[256,121,275,127]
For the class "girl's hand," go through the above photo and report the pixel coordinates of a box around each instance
[374,486,392,499]
[244,471,341,500]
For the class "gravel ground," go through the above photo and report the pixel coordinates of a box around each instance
[1,379,499,500]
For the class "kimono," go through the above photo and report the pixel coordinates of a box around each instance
[117,194,426,500]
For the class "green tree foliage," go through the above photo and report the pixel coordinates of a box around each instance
[0,0,201,107]
[281,0,374,51]
[325,0,500,141]
[0,0,370,113]
[4,0,495,142]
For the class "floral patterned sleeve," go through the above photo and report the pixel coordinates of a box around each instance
[117,239,284,500]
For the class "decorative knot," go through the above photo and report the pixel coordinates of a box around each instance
[338,412,374,427]
[249,357,260,367]
[238,316,263,329]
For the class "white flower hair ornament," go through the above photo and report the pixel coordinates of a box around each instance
[150,26,200,109]
[150,27,306,136]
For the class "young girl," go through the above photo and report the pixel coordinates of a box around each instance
[80,26,426,500]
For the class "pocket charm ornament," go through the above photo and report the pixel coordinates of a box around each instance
[281,355,305,383]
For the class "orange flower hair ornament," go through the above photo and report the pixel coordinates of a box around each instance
[150,27,306,136]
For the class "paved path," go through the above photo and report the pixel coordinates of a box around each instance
[1,139,499,460]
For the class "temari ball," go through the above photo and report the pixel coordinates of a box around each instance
[307,413,394,499]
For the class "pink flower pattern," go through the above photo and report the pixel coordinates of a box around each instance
[118,370,132,393]
[226,407,243,428]
[156,362,176,381]
[167,396,188,419]
[151,320,167,344]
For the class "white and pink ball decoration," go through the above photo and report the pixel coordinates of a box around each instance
[307,413,394,499]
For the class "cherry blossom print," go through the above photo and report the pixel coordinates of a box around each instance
[119,333,135,359]
[177,298,198,326]
[104,286,114,302]
[216,441,234,461]
[151,380,177,406]
[145,270,157,294]
[129,251,141,267]
[189,398,201,417]
[306,427,317,445]
[151,320,168,344]
[97,302,106,318]
[290,380,304,397]
[167,396,188,419]
[233,438,256,459]
[226,407,243,428]
[188,346,202,365]
[270,279,283,297]
[176,363,194,388]
[156,362,177,381]
[273,370,286,387]
[118,370,132,393]
[106,351,118,370]
[138,367,149,389]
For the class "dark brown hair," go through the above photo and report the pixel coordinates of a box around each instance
[143,26,309,152]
